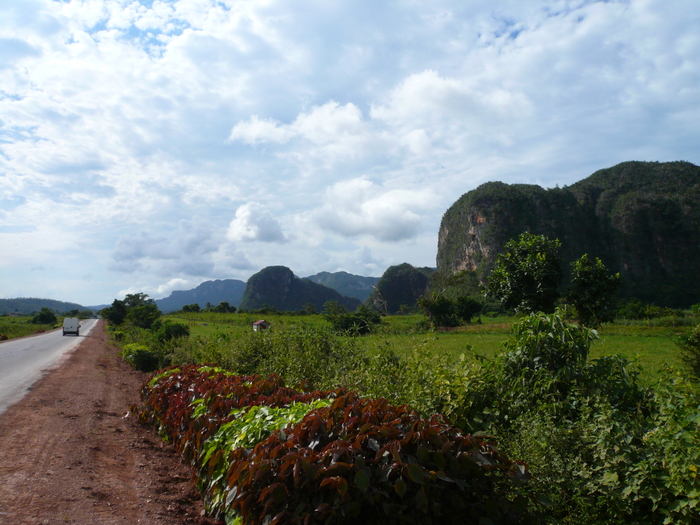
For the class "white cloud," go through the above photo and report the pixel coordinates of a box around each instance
[314,177,436,242]
[228,115,296,145]
[227,202,287,243]
[0,0,698,304]
[228,101,368,147]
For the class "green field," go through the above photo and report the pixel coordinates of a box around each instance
[163,312,690,381]
[0,316,59,340]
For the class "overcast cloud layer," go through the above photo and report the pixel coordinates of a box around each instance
[1,0,698,305]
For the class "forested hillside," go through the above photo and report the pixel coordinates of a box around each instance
[365,263,434,314]
[155,279,246,313]
[305,271,379,302]
[0,297,85,315]
[437,161,700,307]
[238,266,361,312]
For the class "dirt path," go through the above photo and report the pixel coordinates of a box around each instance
[0,321,220,525]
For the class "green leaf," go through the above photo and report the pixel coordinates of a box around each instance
[415,487,428,511]
[354,470,370,493]
[601,471,619,484]
[394,478,407,497]
[406,464,425,485]
[535,494,553,506]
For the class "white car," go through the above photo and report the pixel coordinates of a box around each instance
[62,318,80,336]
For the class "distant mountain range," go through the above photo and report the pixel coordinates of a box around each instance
[0,270,375,316]
[155,279,247,313]
[305,271,379,302]
[0,298,86,315]
[152,270,376,313]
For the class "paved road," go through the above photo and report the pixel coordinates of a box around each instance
[0,319,99,415]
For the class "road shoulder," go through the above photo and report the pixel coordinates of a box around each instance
[0,320,218,525]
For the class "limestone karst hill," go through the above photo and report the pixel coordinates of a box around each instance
[437,161,700,307]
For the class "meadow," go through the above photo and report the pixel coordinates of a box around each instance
[162,311,689,382]
[0,316,59,340]
[130,309,700,525]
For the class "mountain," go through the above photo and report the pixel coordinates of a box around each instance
[304,271,379,302]
[238,266,361,312]
[155,279,247,313]
[436,161,700,307]
[0,298,86,315]
[365,263,434,314]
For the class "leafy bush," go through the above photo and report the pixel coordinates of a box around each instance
[141,366,533,525]
[121,343,160,372]
[228,393,531,525]
[197,399,332,517]
[676,323,700,381]
[566,254,620,327]
[436,309,700,525]
[324,304,382,335]
[32,307,57,325]
[155,321,190,343]
[418,295,483,327]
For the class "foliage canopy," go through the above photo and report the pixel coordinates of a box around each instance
[487,232,563,313]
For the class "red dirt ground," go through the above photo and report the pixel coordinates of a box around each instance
[0,321,221,525]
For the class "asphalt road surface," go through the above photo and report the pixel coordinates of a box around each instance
[0,318,99,415]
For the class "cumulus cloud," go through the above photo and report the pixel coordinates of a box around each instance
[228,101,368,148]
[0,0,698,304]
[314,177,435,242]
[227,202,287,243]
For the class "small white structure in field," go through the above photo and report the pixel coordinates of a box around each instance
[252,320,271,332]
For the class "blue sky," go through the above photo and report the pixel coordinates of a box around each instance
[1,0,698,306]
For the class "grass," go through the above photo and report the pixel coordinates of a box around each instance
[162,312,695,382]
[0,316,59,340]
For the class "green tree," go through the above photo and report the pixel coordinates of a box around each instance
[301,303,317,315]
[32,307,57,325]
[214,301,236,313]
[182,303,201,313]
[100,299,127,325]
[124,293,154,308]
[125,303,161,329]
[418,295,483,327]
[567,254,621,327]
[100,293,160,328]
[487,232,563,313]
[418,295,458,327]
[454,296,483,323]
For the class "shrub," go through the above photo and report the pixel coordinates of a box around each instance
[676,323,700,381]
[141,366,533,525]
[121,343,160,372]
[32,307,57,325]
[155,321,190,343]
[227,392,532,525]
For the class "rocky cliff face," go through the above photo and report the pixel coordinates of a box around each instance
[239,266,361,312]
[437,161,700,307]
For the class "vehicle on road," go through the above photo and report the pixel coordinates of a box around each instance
[62,318,80,336]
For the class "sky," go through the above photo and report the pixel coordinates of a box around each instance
[1,0,699,306]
